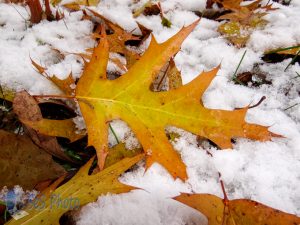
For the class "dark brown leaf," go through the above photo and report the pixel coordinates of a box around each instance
[13,91,75,162]
[0,130,65,189]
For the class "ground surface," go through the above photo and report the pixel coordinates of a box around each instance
[0,0,299,224]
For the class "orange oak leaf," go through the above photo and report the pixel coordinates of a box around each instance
[73,19,279,180]
[175,193,300,225]
[22,20,279,180]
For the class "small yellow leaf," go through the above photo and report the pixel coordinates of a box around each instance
[62,3,81,11]
[0,87,15,102]
[104,143,143,168]
[62,0,99,8]
[6,154,144,225]
[276,47,300,55]
[21,118,83,142]
[218,22,249,47]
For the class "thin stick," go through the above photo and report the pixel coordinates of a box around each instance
[218,172,228,225]
[218,172,228,201]
[249,96,266,109]
[235,96,266,109]
[157,60,171,91]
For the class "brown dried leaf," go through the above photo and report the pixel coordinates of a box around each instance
[137,22,152,45]
[133,1,160,18]
[13,91,80,162]
[88,9,141,55]
[0,130,65,189]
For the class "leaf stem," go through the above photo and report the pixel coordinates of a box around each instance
[33,94,75,99]
[157,60,171,91]
[218,172,228,201]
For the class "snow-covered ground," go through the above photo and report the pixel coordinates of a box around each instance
[0,0,299,224]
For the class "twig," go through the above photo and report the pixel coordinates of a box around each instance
[235,96,266,110]
[218,172,228,201]
[218,172,228,225]
[157,60,171,91]
[249,96,266,109]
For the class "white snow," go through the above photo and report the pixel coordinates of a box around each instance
[0,0,299,224]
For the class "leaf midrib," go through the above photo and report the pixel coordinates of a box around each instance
[76,95,218,125]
